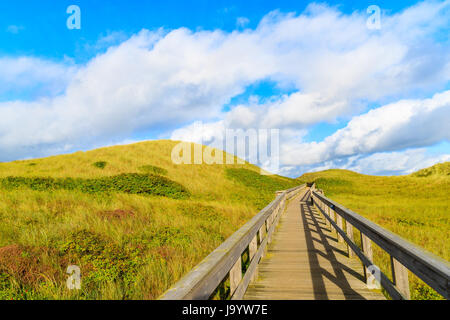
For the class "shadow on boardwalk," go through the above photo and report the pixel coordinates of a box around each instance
[243,191,385,300]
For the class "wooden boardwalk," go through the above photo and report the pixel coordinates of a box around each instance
[161,185,449,301]
[244,190,385,300]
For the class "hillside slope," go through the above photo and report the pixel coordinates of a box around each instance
[298,162,450,300]
[0,140,299,300]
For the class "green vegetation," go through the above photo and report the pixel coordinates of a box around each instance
[0,140,299,300]
[138,165,168,176]
[299,163,450,300]
[93,161,107,169]
[226,168,299,209]
[0,174,190,199]
[412,162,450,178]
[0,139,446,300]
[58,230,146,298]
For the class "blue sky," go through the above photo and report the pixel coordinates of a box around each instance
[1,0,420,61]
[0,0,449,176]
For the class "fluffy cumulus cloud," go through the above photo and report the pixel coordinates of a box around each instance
[0,56,77,99]
[0,1,449,175]
[280,90,450,166]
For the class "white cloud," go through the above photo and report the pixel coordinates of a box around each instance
[0,1,449,171]
[280,90,450,166]
[0,56,77,99]
[6,25,24,34]
[278,148,450,177]
[83,31,130,54]
[236,17,250,28]
[171,89,450,175]
[345,149,450,175]
[221,92,351,130]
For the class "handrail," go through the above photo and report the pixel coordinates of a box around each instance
[159,184,307,300]
[311,189,450,300]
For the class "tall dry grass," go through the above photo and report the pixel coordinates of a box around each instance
[0,140,299,299]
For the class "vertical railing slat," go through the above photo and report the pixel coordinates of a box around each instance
[229,257,242,295]
[346,221,355,258]
[249,236,258,282]
[361,233,381,290]
[391,256,411,299]
[336,214,344,242]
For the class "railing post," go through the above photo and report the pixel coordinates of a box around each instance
[258,226,264,243]
[249,236,258,282]
[336,214,344,242]
[391,256,411,299]
[323,202,330,228]
[329,207,336,233]
[258,226,266,258]
[266,219,271,244]
[361,233,381,290]
[346,221,355,258]
[229,257,242,295]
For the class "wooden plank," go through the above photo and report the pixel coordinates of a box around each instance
[346,222,355,258]
[258,226,264,244]
[313,196,404,300]
[259,226,266,258]
[266,219,272,244]
[159,185,306,300]
[391,256,411,299]
[249,236,257,260]
[312,191,450,299]
[159,191,287,300]
[337,215,344,243]
[329,207,336,233]
[232,189,306,300]
[232,210,277,299]
[244,196,385,300]
[361,233,381,290]
[229,257,242,295]
[249,235,258,282]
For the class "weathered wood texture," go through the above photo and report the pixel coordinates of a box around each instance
[160,182,449,300]
[159,184,306,300]
[244,192,385,300]
[361,233,381,290]
[391,257,411,299]
[312,191,450,300]
[313,196,404,299]
[346,222,355,258]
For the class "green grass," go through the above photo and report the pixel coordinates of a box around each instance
[93,161,108,169]
[0,174,190,199]
[225,168,299,209]
[0,140,300,300]
[299,163,450,300]
[138,165,168,176]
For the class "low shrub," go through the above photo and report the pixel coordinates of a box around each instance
[0,173,190,199]
[225,168,299,209]
[93,161,107,169]
[59,230,146,298]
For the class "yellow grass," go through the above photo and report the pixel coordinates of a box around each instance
[0,140,298,300]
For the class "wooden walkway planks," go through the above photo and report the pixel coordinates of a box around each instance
[243,191,386,300]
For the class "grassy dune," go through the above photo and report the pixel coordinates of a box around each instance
[1,140,447,300]
[299,162,450,300]
[0,140,299,300]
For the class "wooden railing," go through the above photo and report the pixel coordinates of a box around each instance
[311,186,450,300]
[159,184,307,300]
